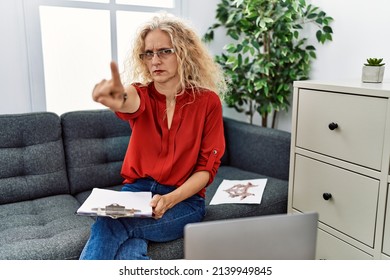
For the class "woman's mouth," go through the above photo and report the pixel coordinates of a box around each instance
[153,70,164,74]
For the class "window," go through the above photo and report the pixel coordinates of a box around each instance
[23,0,181,115]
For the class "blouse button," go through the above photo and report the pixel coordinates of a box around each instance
[213,149,217,155]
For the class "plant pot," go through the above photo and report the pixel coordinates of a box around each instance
[362,65,385,83]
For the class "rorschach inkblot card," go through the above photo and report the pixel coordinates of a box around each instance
[209,179,267,205]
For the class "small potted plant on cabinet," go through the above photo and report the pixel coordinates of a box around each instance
[362,58,385,83]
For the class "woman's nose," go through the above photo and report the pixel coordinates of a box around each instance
[151,53,162,64]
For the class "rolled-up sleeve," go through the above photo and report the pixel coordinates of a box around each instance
[193,94,225,186]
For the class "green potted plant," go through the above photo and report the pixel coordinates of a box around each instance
[204,0,333,127]
[362,58,385,83]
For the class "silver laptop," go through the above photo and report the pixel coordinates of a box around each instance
[184,212,318,260]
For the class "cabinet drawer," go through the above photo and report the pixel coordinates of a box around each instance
[296,89,387,170]
[316,228,372,259]
[383,184,390,256]
[292,155,379,247]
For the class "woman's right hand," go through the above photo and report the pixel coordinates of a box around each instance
[92,62,127,111]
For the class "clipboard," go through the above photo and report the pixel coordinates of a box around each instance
[76,188,153,219]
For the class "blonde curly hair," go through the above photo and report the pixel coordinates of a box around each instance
[122,13,227,100]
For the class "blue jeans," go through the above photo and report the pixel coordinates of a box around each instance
[79,178,206,260]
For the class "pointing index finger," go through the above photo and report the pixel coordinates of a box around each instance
[110,61,122,85]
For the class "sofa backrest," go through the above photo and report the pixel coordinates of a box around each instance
[61,110,130,194]
[223,118,291,181]
[0,112,70,204]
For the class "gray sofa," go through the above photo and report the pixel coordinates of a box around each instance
[0,109,290,260]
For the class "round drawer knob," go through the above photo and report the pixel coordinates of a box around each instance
[328,122,338,130]
[323,193,332,200]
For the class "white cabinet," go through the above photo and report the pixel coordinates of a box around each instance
[288,81,390,259]
[383,184,390,257]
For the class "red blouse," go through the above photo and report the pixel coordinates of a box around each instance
[115,83,225,197]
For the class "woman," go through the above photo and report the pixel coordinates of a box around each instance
[80,13,227,260]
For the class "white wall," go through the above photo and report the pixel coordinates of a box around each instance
[309,0,390,81]
[1,0,390,132]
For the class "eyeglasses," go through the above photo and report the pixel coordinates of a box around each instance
[139,48,175,60]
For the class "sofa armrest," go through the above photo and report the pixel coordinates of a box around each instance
[223,117,291,181]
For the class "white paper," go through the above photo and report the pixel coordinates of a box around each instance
[77,188,153,218]
[209,179,267,205]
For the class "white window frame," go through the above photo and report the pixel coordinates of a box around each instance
[22,0,182,112]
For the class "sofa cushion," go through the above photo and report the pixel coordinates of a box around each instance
[0,194,93,259]
[0,112,70,204]
[61,110,130,195]
[204,166,288,220]
[223,118,291,181]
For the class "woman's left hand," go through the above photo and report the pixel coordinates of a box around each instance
[150,194,173,219]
